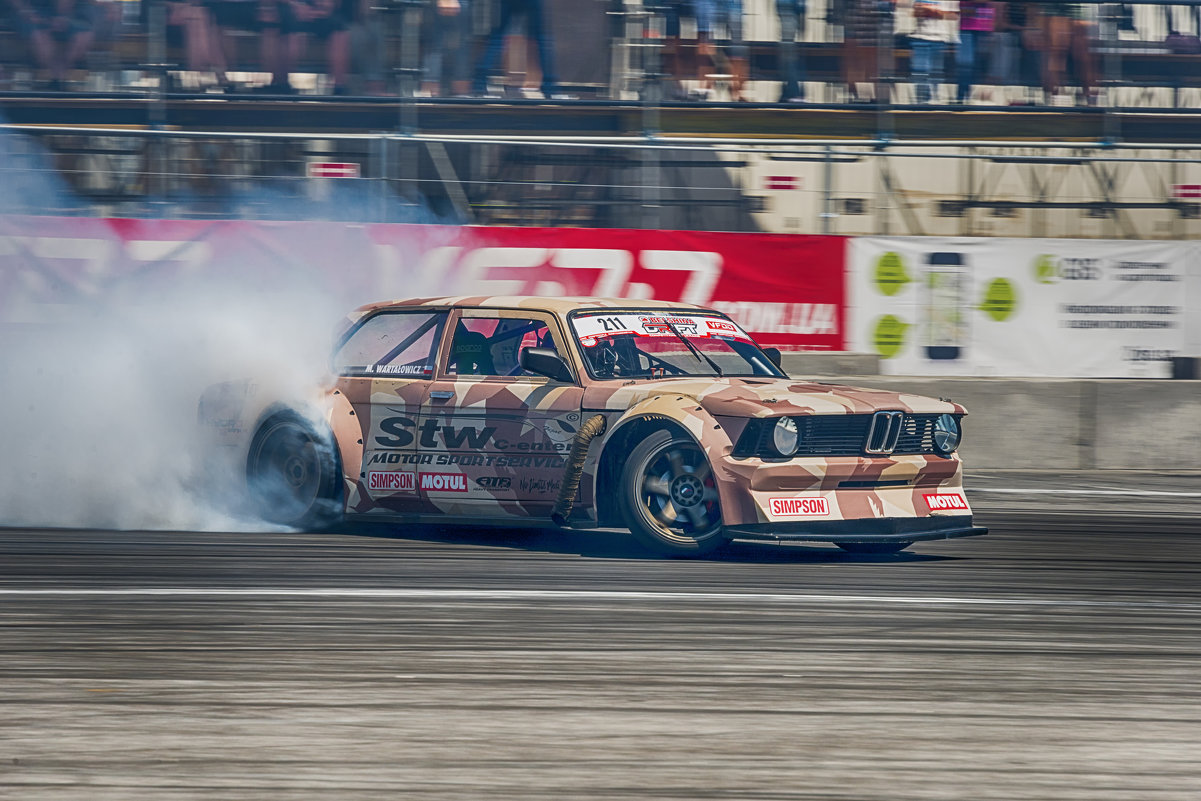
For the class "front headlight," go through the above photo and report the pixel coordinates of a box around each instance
[771,417,800,456]
[932,414,961,455]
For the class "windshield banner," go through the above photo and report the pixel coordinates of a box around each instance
[573,313,755,347]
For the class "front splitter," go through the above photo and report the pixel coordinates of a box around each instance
[724,515,987,544]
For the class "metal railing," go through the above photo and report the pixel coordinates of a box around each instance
[2,125,1200,238]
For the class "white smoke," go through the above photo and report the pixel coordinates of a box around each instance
[0,257,348,530]
[0,128,451,531]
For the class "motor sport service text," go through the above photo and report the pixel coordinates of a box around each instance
[768,497,831,517]
[368,451,566,469]
[924,493,969,511]
[373,416,569,453]
[574,313,754,347]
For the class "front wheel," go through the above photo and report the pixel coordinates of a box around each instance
[618,429,727,557]
[835,541,913,555]
[246,412,343,529]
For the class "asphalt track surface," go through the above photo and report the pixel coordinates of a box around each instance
[3,477,1200,800]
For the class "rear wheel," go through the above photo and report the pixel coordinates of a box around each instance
[246,412,343,529]
[619,429,727,556]
[835,541,912,555]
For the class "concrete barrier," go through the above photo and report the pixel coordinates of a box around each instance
[780,351,881,377]
[786,372,1201,470]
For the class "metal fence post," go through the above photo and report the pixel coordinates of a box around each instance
[821,145,834,235]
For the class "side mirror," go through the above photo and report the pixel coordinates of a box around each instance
[762,347,782,369]
[520,347,574,383]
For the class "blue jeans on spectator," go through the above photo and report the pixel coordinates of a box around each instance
[910,38,945,103]
[776,0,807,101]
[956,28,987,102]
[472,0,558,96]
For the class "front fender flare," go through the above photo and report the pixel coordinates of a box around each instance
[598,394,744,522]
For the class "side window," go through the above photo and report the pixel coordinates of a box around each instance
[334,311,447,377]
[447,316,560,377]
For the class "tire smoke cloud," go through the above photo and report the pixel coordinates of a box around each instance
[0,129,453,531]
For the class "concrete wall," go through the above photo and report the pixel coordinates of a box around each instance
[782,357,1201,469]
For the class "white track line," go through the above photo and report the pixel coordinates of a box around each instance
[0,588,1196,610]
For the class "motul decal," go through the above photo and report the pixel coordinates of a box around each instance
[420,472,468,492]
[768,497,830,517]
[367,471,415,492]
[924,493,969,511]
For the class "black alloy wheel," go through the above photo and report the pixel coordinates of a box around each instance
[619,429,726,556]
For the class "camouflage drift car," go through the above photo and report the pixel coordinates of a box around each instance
[203,297,985,556]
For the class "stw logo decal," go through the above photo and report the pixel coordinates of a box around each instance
[924,493,969,511]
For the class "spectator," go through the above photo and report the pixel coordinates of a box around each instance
[1162,3,1200,44]
[908,0,953,104]
[421,0,471,96]
[776,0,807,102]
[988,1,1024,99]
[208,1,289,92]
[658,0,698,101]
[9,0,96,90]
[164,0,228,88]
[350,0,385,94]
[1039,2,1092,103]
[281,0,350,94]
[842,0,895,102]
[472,0,564,99]
[694,0,748,100]
[956,0,994,102]
[1069,2,1095,103]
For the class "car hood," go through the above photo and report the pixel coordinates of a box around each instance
[582,377,965,418]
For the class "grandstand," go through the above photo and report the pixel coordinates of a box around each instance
[2,0,1201,237]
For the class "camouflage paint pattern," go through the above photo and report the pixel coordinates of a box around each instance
[202,297,975,534]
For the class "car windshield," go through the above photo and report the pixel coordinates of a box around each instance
[569,311,785,379]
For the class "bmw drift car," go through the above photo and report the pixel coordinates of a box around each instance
[200,297,985,556]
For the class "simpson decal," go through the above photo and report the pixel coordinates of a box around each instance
[768,497,831,517]
[367,471,416,492]
[924,493,969,511]
[420,472,468,492]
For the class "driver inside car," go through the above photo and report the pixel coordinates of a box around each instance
[589,334,641,378]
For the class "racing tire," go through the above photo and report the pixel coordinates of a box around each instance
[246,412,344,529]
[618,429,727,557]
[835,541,913,555]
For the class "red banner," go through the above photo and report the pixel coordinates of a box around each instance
[0,218,847,349]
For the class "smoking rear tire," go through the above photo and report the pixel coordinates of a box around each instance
[246,412,343,529]
[835,541,912,555]
[618,429,727,557]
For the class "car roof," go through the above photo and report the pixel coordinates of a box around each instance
[350,296,712,318]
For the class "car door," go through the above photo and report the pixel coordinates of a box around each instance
[332,308,449,514]
[417,307,584,519]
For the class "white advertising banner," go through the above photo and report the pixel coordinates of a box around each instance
[849,237,1197,377]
